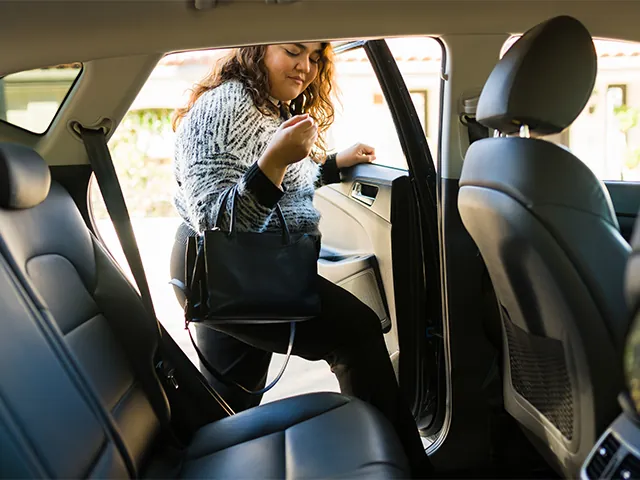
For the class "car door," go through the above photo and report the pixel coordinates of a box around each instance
[606,182,640,241]
[315,39,445,435]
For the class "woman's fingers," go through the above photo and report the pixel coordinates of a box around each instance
[291,120,318,141]
[293,117,316,133]
[280,113,309,128]
[359,144,375,156]
[280,114,318,159]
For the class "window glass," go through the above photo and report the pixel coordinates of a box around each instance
[0,63,82,133]
[328,37,442,170]
[502,37,640,181]
[90,39,441,404]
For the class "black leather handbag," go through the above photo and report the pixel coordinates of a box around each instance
[185,185,321,325]
[176,185,321,395]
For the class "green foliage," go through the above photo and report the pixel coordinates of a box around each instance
[91,108,177,219]
[614,105,640,133]
[613,105,640,175]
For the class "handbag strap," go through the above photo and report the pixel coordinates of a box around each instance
[185,320,296,396]
[213,184,291,244]
[273,204,290,244]
[178,237,296,396]
[213,186,237,231]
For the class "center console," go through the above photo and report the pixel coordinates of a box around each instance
[581,395,640,479]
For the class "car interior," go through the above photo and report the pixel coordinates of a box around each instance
[1,1,640,478]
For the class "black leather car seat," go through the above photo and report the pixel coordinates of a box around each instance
[458,16,630,478]
[0,142,410,478]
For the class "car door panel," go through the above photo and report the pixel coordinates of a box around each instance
[317,39,443,432]
[315,163,408,350]
[605,181,640,241]
[319,253,391,332]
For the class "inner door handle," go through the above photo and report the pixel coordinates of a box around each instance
[351,182,378,206]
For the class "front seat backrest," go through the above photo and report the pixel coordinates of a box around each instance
[458,16,630,477]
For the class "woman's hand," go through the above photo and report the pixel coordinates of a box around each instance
[336,143,376,169]
[258,114,318,187]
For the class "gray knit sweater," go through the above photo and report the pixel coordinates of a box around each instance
[173,79,341,235]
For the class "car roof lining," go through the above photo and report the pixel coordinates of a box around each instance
[2,0,640,74]
[1,0,639,169]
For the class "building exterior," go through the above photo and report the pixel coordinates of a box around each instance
[2,38,640,180]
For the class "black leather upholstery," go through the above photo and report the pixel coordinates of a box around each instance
[0,144,410,478]
[0,181,165,471]
[178,393,408,479]
[477,16,596,135]
[459,15,629,478]
[0,254,131,478]
[0,143,51,209]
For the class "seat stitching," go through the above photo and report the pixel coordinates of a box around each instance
[89,235,140,299]
[0,382,52,477]
[63,312,102,337]
[24,253,101,335]
[187,398,351,460]
[110,379,139,418]
[24,252,96,295]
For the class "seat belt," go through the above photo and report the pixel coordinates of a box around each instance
[79,128,161,336]
[78,127,235,421]
[461,96,490,145]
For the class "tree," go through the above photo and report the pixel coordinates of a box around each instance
[614,104,640,174]
[91,108,177,219]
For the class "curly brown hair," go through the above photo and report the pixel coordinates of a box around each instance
[171,44,336,158]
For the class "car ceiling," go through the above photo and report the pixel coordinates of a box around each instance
[1,0,640,170]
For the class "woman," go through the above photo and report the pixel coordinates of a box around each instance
[170,42,430,476]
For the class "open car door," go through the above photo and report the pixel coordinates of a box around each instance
[315,39,445,435]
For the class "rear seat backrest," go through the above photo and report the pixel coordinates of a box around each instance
[0,144,168,471]
[0,250,131,478]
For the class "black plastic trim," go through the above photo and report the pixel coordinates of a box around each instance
[364,39,444,434]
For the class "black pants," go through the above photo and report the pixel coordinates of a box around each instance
[170,224,428,474]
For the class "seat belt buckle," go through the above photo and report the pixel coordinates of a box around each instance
[156,360,179,390]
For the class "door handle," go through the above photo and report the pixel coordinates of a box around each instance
[351,182,378,206]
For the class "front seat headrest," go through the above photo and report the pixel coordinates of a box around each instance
[477,15,597,135]
[0,143,51,209]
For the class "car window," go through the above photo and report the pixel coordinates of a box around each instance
[89,41,441,404]
[0,63,82,134]
[329,37,442,170]
[502,37,640,182]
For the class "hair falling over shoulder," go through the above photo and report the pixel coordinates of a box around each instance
[171,44,336,158]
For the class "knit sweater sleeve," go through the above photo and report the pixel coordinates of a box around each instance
[316,152,341,188]
[174,82,283,233]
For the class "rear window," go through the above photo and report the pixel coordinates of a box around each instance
[0,63,82,134]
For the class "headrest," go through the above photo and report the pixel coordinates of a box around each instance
[0,143,51,209]
[627,219,640,315]
[477,16,597,135]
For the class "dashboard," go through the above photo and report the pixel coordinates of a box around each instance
[581,396,640,479]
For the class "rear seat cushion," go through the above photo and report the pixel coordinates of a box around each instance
[177,393,409,479]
